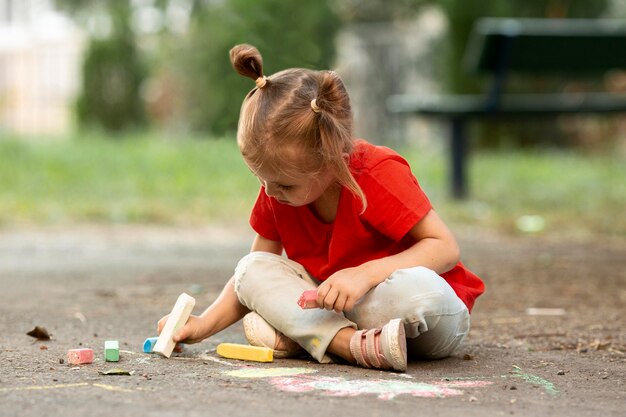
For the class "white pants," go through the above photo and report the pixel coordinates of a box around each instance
[233,252,470,363]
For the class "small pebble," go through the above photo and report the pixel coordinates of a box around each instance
[557,370,566,375]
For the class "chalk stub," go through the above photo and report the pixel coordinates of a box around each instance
[143,337,158,353]
[104,340,120,362]
[297,289,319,309]
[68,348,94,365]
[216,343,273,363]
[153,293,196,358]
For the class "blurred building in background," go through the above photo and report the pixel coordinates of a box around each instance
[0,0,84,136]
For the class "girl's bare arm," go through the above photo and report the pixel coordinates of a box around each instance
[158,234,283,343]
[317,209,460,312]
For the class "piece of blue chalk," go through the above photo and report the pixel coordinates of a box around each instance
[143,337,158,353]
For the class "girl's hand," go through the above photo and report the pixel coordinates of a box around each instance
[157,314,209,344]
[316,266,376,313]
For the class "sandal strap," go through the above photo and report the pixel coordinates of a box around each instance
[350,330,370,368]
[364,329,382,368]
[350,328,393,370]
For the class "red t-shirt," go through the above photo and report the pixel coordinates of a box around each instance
[250,140,485,312]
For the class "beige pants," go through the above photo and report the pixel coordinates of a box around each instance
[233,251,470,363]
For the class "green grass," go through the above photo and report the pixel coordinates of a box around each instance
[404,148,626,238]
[1,132,625,238]
[0,132,259,227]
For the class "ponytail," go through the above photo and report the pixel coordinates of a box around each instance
[314,71,367,212]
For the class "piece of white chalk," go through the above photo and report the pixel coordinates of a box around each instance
[153,293,196,358]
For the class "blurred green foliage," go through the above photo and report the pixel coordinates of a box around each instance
[57,0,340,135]
[57,0,148,132]
[172,0,340,134]
[77,29,148,131]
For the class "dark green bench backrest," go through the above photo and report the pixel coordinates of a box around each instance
[464,18,626,75]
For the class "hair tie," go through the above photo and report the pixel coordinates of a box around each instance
[255,76,267,88]
[310,99,320,113]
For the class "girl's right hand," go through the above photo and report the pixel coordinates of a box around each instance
[157,314,208,345]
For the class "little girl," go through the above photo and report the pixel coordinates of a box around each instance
[158,44,485,372]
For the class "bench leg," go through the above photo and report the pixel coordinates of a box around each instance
[450,117,468,199]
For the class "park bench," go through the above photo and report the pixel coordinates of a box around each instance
[387,18,626,198]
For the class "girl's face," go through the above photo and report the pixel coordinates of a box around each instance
[249,162,336,207]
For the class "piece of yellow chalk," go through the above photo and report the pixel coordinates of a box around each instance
[216,343,273,363]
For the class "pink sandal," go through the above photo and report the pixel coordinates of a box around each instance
[349,318,407,372]
[243,312,304,358]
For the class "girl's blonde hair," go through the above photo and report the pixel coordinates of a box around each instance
[229,44,366,211]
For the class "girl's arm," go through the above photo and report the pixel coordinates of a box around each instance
[359,208,460,280]
[317,209,460,312]
[159,277,249,344]
[158,234,283,343]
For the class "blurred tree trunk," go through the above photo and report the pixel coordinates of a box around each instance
[336,8,445,146]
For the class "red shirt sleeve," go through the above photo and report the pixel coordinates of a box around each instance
[359,159,432,241]
[249,188,281,241]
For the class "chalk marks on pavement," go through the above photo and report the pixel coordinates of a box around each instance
[225,365,558,400]
[0,382,136,393]
[270,375,493,400]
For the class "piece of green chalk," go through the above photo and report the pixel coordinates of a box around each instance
[104,340,120,362]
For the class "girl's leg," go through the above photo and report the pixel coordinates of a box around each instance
[345,266,470,359]
[233,252,355,363]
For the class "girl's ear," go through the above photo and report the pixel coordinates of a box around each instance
[342,152,350,163]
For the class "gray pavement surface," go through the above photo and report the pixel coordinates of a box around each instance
[0,225,624,416]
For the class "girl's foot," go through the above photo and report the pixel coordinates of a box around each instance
[242,312,304,358]
[349,318,407,372]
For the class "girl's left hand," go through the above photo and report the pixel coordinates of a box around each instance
[316,266,375,313]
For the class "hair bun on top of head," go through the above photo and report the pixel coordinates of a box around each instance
[229,44,267,88]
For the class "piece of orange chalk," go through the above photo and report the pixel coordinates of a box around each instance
[297,289,319,309]
[67,348,94,365]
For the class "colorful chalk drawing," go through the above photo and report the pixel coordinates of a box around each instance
[270,376,493,400]
[224,365,558,400]
[510,365,559,395]
[442,365,559,396]
[223,367,317,378]
[223,367,492,400]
